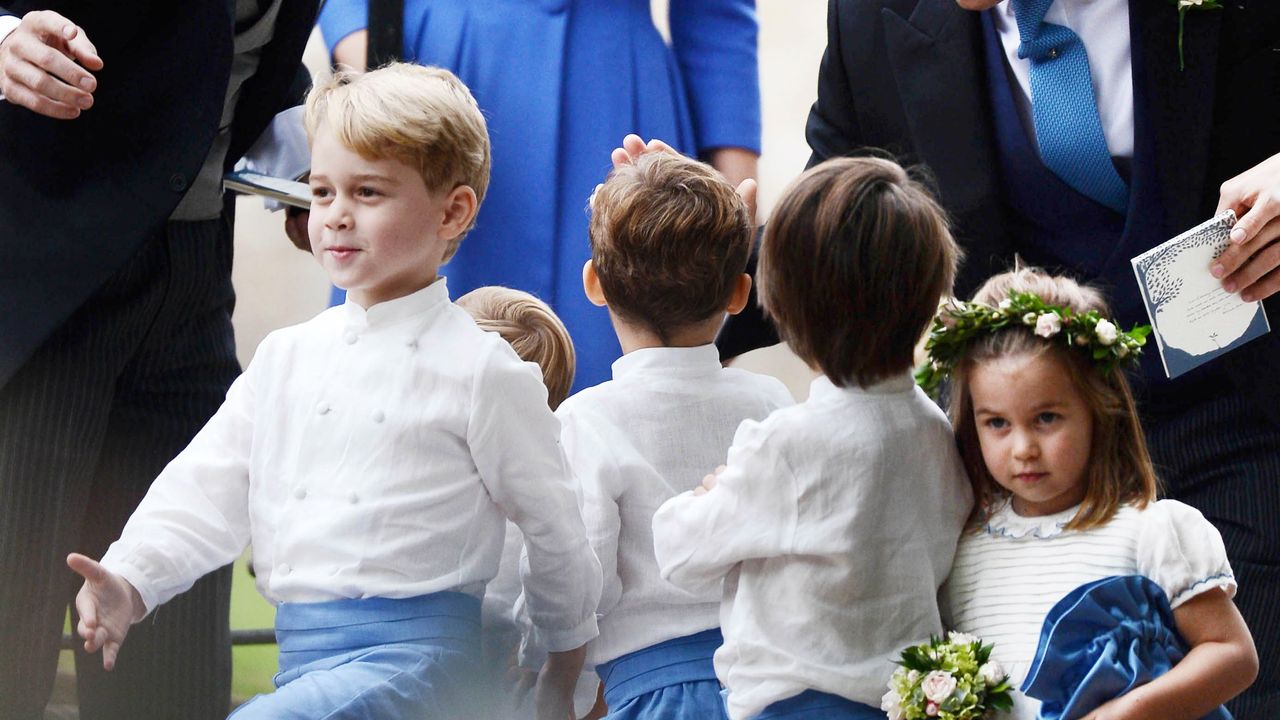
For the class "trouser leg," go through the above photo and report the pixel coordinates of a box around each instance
[1145,391,1280,720]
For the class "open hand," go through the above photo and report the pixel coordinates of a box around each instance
[0,10,102,119]
[67,553,145,671]
[1211,152,1280,303]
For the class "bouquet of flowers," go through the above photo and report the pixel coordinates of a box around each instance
[881,632,1013,720]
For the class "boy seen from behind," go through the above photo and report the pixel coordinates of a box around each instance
[540,148,794,719]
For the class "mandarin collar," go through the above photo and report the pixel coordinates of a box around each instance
[611,344,722,380]
[807,371,917,402]
[340,277,450,329]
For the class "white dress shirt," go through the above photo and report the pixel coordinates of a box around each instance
[557,345,793,667]
[944,498,1236,720]
[653,373,973,720]
[991,0,1134,161]
[101,279,601,653]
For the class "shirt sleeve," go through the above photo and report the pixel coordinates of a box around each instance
[1136,500,1237,609]
[651,417,798,596]
[316,0,368,54]
[558,407,624,620]
[668,0,761,154]
[469,343,602,653]
[98,361,258,615]
[0,13,20,102]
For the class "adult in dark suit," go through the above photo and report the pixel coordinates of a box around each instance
[720,1,1278,716]
[0,2,316,717]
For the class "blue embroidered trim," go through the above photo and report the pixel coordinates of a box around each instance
[1170,572,1236,606]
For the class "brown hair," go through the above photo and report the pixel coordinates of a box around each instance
[950,268,1159,531]
[759,157,959,388]
[456,286,575,410]
[305,63,491,261]
[588,152,753,342]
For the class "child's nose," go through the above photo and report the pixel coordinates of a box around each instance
[1011,429,1039,459]
[323,197,353,231]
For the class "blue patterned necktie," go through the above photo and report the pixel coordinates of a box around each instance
[1010,0,1129,213]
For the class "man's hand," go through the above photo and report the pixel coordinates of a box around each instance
[67,553,145,671]
[608,134,758,224]
[1211,152,1280,303]
[0,10,102,119]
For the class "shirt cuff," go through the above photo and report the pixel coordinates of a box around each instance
[0,14,20,102]
[530,611,599,655]
[99,550,162,618]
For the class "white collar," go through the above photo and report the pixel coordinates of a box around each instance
[611,344,722,380]
[982,497,1080,539]
[340,277,450,330]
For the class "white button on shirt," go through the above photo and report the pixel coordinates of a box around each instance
[653,374,973,720]
[556,345,794,666]
[100,279,601,653]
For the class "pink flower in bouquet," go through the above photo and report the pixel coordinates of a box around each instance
[921,670,957,702]
[926,700,940,716]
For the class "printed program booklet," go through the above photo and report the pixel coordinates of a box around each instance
[1131,209,1271,379]
[223,170,311,210]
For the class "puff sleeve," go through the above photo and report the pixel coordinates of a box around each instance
[1136,500,1237,609]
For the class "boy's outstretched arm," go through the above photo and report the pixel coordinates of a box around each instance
[67,553,146,671]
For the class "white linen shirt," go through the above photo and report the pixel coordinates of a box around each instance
[557,345,793,666]
[652,373,973,720]
[944,498,1236,720]
[101,279,601,652]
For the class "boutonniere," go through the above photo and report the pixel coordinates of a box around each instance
[1171,0,1224,70]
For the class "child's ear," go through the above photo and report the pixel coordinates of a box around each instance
[582,260,608,307]
[438,185,479,242]
[725,273,752,315]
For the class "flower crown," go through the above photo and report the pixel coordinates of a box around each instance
[914,290,1151,397]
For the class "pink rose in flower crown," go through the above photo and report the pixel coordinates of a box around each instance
[921,670,957,702]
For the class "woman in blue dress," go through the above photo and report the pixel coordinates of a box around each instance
[318,0,761,391]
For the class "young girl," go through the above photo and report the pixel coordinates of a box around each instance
[936,268,1258,719]
[652,157,972,720]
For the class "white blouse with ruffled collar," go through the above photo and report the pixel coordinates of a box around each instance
[943,497,1235,719]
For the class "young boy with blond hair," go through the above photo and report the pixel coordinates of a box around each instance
[540,149,794,719]
[65,64,601,720]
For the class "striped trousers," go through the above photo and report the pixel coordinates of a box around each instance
[0,219,239,720]
[1146,390,1280,720]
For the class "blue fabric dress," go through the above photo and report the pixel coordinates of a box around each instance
[1022,575,1232,720]
[318,0,761,391]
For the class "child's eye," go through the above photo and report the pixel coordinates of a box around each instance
[310,187,331,200]
[983,417,1008,430]
[356,186,381,198]
[1036,412,1060,425]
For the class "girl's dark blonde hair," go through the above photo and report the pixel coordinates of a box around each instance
[951,268,1159,532]
[456,286,575,410]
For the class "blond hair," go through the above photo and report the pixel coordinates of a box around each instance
[305,63,491,261]
[949,267,1159,532]
[456,287,575,409]
[588,152,753,341]
[760,157,959,388]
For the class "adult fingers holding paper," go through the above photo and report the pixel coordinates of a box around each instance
[1211,152,1280,303]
